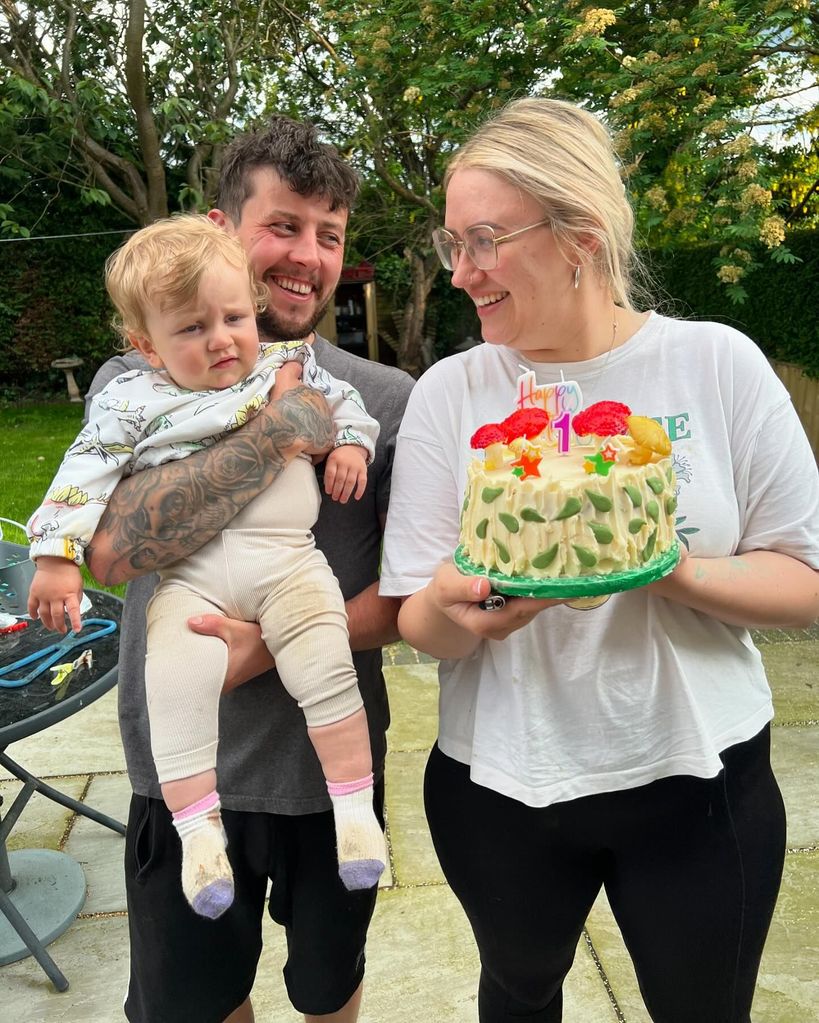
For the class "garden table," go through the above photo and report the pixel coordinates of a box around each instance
[0,588,123,991]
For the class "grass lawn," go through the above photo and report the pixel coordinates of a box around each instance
[0,401,125,596]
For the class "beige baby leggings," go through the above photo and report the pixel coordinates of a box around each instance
[143,457,363,783]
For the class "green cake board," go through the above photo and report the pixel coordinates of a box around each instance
[454,542,680,599]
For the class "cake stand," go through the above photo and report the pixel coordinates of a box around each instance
[454,542,680,610]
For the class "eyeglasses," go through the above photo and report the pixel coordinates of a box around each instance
[432,219,550,272]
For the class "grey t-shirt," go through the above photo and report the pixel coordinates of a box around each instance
[86,336,414,814]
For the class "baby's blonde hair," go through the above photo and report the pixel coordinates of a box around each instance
[446,97,642,308]
[105,213,269,346]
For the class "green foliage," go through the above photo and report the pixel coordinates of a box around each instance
[649,230,819,376]
[0,1,290,227]
[552,0,817,300]
[0,401,125,596]
[0,203,130,399]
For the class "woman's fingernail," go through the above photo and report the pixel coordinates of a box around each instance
[189,616,203,626]
[472,579,484,596]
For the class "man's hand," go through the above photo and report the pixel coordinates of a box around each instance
[27,556,84,634]
[187,614,275,693]
[323,445,368,503]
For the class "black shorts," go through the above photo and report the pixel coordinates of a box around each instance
[123,782,384,1022]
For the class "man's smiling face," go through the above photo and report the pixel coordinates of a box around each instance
[210,167,347,341]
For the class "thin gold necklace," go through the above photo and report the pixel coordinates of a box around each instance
[583,306,618,396]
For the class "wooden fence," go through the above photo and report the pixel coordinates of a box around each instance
[770,361,819,459]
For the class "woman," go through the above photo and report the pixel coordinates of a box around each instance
[379,97,819,1023]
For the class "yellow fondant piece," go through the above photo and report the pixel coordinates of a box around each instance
[626,416,672,456]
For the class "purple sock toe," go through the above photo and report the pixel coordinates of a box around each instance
[191,879,234,919]
[339,859,385,891]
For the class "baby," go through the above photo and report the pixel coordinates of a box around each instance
[27,215,386,918]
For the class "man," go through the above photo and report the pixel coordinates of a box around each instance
[85,117,415,1023]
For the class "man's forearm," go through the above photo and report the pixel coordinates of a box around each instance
[346,581,402,651]
[86,386,333,585]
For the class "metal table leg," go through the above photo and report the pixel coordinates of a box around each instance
[0,752,125,835]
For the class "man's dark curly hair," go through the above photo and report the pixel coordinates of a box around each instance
[216,115,359,222]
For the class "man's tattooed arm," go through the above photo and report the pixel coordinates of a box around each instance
[85,386,334,586]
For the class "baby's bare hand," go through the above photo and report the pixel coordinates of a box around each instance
[324,445,368,503]
[27,557,84,634]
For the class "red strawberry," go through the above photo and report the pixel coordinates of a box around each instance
[500,407,550,442]
[470,423,506,448]
[572,401,632,437]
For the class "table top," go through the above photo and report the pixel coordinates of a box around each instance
[0,590,122,746]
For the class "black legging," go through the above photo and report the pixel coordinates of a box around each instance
[424,726,785,1023]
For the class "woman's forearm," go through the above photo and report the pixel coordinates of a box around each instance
[398,584,486,660]
[650,549,819,629]
[86,386,333,585]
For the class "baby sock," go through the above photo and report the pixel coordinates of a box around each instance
[327,774,386,891]
[171,790,234,919]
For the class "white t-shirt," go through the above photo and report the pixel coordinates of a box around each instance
[380,313,819,807]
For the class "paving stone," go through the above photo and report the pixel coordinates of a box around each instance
[385,750,444,887]
[250,884,618,1022]
[770,725,819,849]
[755,852,819,1023]
[64,774,131,915]
[383,640,437,666]
[0,775,86,852]
[765,641,819,724]
[384,662,439,752]
[0,688,125,779]
[0,913,130,1021]
[585,851,819,1023]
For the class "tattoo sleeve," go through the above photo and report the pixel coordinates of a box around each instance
[85,386,334,585]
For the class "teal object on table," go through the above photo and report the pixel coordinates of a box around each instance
[0,619,118,689]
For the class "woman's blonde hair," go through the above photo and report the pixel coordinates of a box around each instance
[105,213,269,347]
[445,97,643,308]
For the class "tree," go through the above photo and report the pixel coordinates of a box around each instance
[268,0,563,375]
[267,1,817,371]
[551,0,818,301]
[0,1,286,229]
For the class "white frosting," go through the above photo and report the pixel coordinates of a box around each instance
[459,446,677,579]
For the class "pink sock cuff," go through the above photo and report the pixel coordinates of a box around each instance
[327,774,374,797]
[173,789,220,821]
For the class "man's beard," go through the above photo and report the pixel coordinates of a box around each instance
[256,292,335,342]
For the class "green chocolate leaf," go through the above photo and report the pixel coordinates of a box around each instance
[666,467,674,483]
[531,544,559,569]
[520,507,546,522]
[572,545,598,568]
[642,528,657,562]
[646,476,665,494]
[624,485,642,507]
[585,490,613,512]
[553,497,582,520]
[493,538,511,564]
[646,499,659,522]
[462,495,469,512]
[629,518,646,534]
[482,486,503,503]
[666,495,677,516]
[498,512,520,533]
[587,521,614,544]
[476,518,489,540]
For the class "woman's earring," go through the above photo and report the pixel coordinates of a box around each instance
[573,265,581,289]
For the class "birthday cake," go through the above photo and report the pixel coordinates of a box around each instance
[456,398,680,598]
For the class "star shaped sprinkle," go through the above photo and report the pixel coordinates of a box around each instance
[511,451,542,479]
[584,452,615,477]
